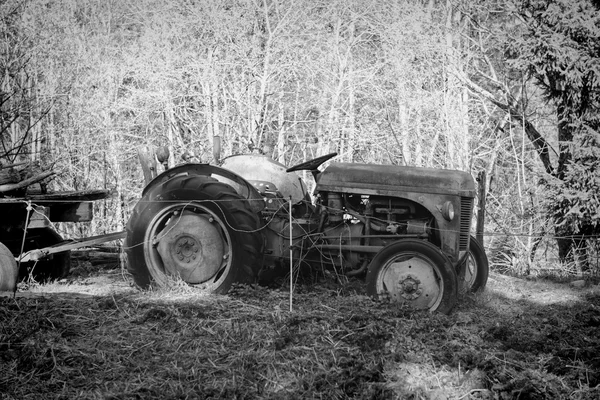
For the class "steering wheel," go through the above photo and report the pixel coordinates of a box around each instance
[286,153,338,173]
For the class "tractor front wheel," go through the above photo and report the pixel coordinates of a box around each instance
[463,235,489,293]
[366,239,458,314]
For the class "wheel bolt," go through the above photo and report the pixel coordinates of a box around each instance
[178,254,184,261]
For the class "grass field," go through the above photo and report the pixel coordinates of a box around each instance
[1,262,600,399]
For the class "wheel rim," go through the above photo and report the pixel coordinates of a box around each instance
[144,204,232,289]
[464,252,477,288]
[376,252,443,310]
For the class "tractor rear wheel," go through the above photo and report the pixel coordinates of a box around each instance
[366,239,458,314]
[125,175,263,293]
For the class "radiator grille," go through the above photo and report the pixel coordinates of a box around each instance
[459,197,473,251]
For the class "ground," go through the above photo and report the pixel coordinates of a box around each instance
[1,260,599,400]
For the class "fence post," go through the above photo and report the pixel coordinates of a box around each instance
[476,170,486,245]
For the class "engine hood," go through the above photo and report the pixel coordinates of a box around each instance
[316,162,476,197]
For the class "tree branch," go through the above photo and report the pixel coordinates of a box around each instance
[457,73,555,175]
[0,171,55,193]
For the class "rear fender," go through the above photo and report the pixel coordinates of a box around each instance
[221,155,309,204]
[141,163,265,212]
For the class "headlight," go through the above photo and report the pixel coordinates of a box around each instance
[441,201,455,221]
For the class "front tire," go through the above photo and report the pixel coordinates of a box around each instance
[124,174,263,293]
[366,239,458,314]
[463,235,489,293]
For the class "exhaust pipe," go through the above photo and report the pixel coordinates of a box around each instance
[213,135,221,165]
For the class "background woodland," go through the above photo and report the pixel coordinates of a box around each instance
[1,0,599,275]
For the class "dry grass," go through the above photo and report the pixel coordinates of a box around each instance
[1,264,600,399]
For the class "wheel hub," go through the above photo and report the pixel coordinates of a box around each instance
[397,274,424,300]
[155,211,226,284]
[379,256,440,309]
[174,236,200,263]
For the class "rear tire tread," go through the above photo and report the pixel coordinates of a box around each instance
[125,175,264,291]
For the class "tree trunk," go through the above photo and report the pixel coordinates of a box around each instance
[554,98,577,264]
[275,89,286,162]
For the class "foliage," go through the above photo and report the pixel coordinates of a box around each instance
[0,1,50,163]
[2,269,600,399]
[0,0,482,234]
[1,0,599,272]
[509,0,600,118]
[507,0,600,235]
[553,125,600,234]
[456,0,600,268]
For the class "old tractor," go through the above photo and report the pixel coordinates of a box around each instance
[124,153,488,313]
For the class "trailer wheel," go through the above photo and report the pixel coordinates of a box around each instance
[366,239,457,314]
[17,228,71,282]
[464,235,489,293]
[125,174,263,293]
[0,242,18,292]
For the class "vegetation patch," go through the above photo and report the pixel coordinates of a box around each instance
[1,269,600,399]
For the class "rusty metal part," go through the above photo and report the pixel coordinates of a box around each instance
[326,193,343,223]
[316,244,383,253]
[346,259,369,276]
[286,153,338,173]
[156,211,225,284]
[322,223,363,268]
[376,253,441,310]
[406,220,429,235]
[19,231,127,262]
